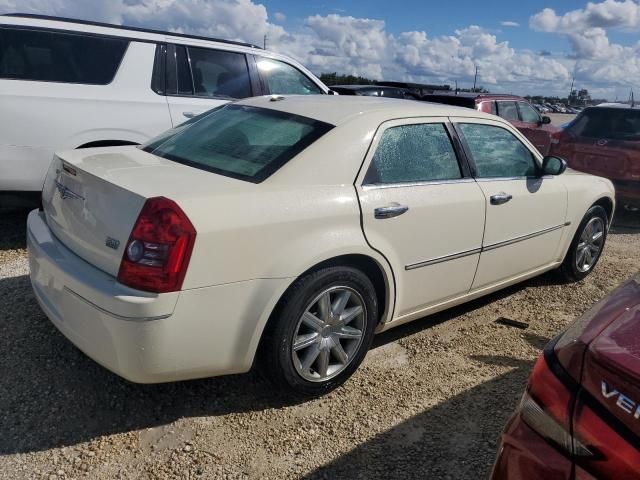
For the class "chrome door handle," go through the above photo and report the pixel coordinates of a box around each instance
[183,111,199,118]
[374,203,409,219]
[490,192,513,205]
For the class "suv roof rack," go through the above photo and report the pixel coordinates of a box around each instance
[2,13,262,49]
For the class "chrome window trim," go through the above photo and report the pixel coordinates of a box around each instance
[405,221,571,271]
[474,175,554,182]
[363,178,475,190]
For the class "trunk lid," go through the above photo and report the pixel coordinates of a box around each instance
[42,146,251,277]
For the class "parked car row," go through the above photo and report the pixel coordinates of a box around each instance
[534,103,584,114]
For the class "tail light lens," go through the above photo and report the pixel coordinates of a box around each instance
[117,197,196,293]
[522,354,592,457]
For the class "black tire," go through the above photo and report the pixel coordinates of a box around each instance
[559,205,608,282]
[261,266,378,397]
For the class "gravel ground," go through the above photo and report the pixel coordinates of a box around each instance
[1,206,639,480]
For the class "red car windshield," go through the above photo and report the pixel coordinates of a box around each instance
[567,108,640,141]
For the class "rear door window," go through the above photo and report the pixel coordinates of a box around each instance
[0,27,127,84]
[187,46,251,99]
[256,57,322,95]
[567,108,640,141]
[497,102,519,121]
[364,123,462,184]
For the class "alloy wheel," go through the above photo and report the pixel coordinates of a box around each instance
[575,217,605,273]
[291,286,366,382]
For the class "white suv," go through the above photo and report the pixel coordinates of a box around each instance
[0,13,329,205]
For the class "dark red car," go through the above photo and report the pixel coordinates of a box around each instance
[422,93,559,154]
[550,104,640,208]
[492,273,640,479]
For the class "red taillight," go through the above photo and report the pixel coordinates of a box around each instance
[521,353,592,457]
[117,197,196,293]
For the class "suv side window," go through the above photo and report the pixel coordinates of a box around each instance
[256,57,322,95]
[0,27,127,84]
[458,123,537,178]
[518,102,541,124]
[496,101,519,121]
[188,46,251,98]
[364,123,462,184]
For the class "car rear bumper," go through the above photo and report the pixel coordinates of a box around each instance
[27,209,290,383]
[491,413,573,480]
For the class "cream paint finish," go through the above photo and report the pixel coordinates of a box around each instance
[453,117,568,288]
[28,96,615,382]
[356,118,486,317]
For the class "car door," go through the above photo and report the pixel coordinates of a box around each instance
[453,118,568,290]
[356,119,486,318]
[163,44,256,126]
[517,101,552,154]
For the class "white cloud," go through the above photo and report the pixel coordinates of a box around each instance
[500,21,520,27]
[529,1,640,92]
[0,0,633,97]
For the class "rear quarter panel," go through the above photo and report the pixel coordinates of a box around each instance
[178,116,396,318]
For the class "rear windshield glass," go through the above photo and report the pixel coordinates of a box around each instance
[567,108,640,141]
[0,27,128,84]
[142,104,334,183]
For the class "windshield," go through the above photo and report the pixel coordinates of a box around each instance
[567,108,640,141]
[142,104,334,183]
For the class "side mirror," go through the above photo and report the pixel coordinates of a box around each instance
[541,156,567,176]
[541,116,552,125]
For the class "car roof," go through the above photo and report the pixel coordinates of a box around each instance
[1,13,262,49]
[237,95,497,126]
[424,92,523,101]
[594,103,640,109]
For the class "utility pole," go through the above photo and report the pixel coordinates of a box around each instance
[568,76,575,105]
[263,34,267,50]
[473,66,478,92]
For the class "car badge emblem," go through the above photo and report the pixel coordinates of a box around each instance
[54,180,84,201]
[597,139,608,146]
[62,163,77,176]
[105,237,121,250]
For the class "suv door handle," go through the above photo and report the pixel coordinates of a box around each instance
[490,192,513,205]
[374,204,409,219]
[182,111,200,119]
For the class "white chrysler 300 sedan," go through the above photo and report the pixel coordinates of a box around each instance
[28,96,614,396]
